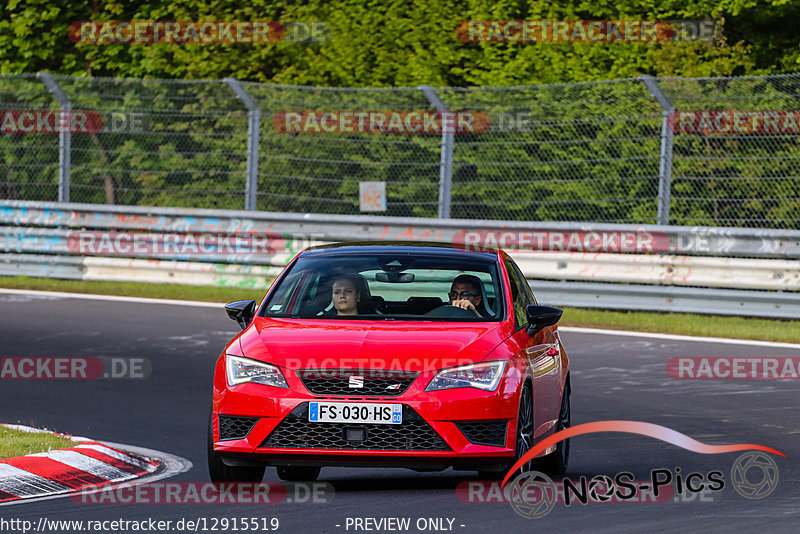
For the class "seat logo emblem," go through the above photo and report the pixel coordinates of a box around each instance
[348,376,364,388]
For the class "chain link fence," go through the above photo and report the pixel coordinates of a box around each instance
[1,73,798,227]
[661,74,800,228]
[243,83,441,216]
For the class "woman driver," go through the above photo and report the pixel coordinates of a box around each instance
[331,275,361,316]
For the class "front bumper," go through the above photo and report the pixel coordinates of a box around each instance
[212,364,521,470]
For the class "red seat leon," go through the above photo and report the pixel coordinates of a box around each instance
[208,242,570,482]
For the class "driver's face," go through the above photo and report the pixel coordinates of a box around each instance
[332,279,359,315]
[449,282,481,305]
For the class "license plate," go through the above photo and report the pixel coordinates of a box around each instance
[308,402,402,424]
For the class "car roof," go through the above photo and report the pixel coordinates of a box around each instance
[300,241,501,261]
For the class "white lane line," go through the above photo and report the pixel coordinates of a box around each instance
[2,288,798,348]
[0,464,70,497]
[559,326,800,350]
[27,451,136,482]
[0,288,221,308]
[72,444,157,472]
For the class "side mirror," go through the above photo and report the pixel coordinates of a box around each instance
[525,305,563,337]
[225,300,257,330]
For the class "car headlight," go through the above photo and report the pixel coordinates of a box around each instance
[226,355,288,388]
[426,361,506,392]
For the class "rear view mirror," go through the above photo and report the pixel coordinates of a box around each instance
[525,305,563,337]
[225,300,257,330]
[375,272,415,283]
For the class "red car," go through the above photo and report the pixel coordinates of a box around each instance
[208,242,570,482]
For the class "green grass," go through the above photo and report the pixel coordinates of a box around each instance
[0,426,77,459]
[0,276,262,303]
[559,307,800,344]
[2,276,799,343]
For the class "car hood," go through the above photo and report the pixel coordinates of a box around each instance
[237,317,510,373]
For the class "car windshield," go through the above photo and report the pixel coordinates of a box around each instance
[261,251,504,321]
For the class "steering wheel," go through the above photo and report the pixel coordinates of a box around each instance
[424,305,477,318]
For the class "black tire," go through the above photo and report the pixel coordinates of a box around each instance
[536,382,570,475]
[499,381,535,479]
[207,413,227,482]
[476,384,532,480]
[207,414,266,483]
[276,466,321,482]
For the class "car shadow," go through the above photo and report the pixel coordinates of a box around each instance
[267,469,575,493]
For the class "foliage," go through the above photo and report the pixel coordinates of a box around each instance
[1,1,798,227]
[1,0,797,84]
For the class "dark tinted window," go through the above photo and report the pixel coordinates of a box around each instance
[505,260,528,329]
[508,259,537,306]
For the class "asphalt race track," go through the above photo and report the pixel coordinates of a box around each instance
[1,291,798,533]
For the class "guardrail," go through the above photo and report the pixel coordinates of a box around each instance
[0,254,282,288]
[533,281,800,319]
[1,200,799,318]
[2,200,800,257]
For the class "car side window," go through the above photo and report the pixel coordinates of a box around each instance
[505,260,528,329]
[263,269,304,315]
[508,259,537,306]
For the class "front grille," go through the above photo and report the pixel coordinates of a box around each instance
[297,369,418,397]
[219,415,259,441]
[260,403,450,451]
[456,420,508,447]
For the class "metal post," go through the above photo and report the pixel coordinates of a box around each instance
[639,75,674,226]
[418,85,453,219]
[223,77,261,211]
[37,72,71,203]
